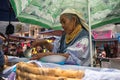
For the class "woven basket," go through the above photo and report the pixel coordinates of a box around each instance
[16,62,84,80]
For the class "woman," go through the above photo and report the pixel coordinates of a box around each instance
[30,8,90,66]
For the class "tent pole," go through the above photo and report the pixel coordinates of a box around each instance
[88,0,93,67]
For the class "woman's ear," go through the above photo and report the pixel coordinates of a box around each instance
[72,16,77,26]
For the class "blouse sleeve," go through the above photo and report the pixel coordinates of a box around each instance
[65,37,90,66]
[52,38,61,53]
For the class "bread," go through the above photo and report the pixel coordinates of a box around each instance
[17,69,82,80]
[16,62,84,80]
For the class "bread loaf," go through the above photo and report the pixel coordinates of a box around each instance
[16,62,84,80]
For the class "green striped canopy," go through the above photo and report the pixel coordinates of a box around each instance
[10,0,120,30]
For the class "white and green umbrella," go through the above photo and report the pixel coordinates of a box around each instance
[10,0,120,30]
[10,0,88,30]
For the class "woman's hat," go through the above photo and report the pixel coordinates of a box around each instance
[61,8,89,31]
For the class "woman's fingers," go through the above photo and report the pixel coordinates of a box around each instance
[30,54,40,60]
[30,52,54,60]
[29,56,38,60]
[30,53,45,60]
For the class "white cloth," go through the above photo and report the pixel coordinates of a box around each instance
[2,60,120,80]
[83,69,120,80]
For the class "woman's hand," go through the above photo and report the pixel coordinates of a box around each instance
[30,52,53,60]
[30,52,70,60]
[30,53,44,60]
[59,53,70,59]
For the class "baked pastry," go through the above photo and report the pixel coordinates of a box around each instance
[16,62,84,80]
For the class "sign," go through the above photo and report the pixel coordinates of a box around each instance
[92,30,113,39]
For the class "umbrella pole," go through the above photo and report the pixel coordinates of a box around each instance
[88,0,93,67]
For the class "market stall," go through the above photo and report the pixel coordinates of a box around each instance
[92,29,120,69]
[39,30,63,43]
[9,35,35,41]
[39,30,64,37]
[1,0,119,80]
[1,56,120,80]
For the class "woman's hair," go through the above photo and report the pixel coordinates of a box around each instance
[61,13,88,31]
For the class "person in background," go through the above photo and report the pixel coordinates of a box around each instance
[104,43,111,58]
[100,50,106,58]
[0,33,8,72]
[17,45,24,57]
[0,39,5,72]
[30,8,90,66]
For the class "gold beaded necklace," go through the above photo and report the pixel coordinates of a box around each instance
[65,24,82,44]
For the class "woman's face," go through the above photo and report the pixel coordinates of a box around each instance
[60,14,75,34]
